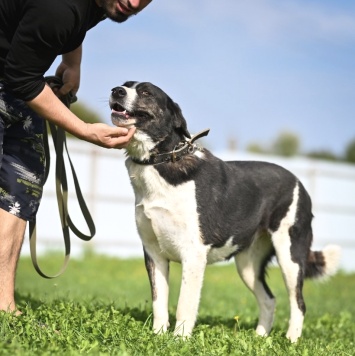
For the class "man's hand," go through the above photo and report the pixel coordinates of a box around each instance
[83,123,136,149]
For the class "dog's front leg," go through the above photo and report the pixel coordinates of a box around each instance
[143,248,170,334]
[174,253,207,337]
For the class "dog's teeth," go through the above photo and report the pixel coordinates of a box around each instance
[123,110,127,114]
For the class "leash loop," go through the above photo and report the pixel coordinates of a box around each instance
[29,76,96,279]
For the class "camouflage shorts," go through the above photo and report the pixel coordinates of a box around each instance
[0,82,46,221]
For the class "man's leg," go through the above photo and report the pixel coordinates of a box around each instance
[0,87,45,313]
[0,208,26,313]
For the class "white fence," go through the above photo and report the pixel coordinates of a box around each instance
[22,139,355,272]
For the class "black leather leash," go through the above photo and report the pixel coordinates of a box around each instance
[29,76,96,279]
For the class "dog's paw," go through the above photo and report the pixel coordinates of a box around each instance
[173,321,193,339]
[255,325,270,337]
[286,328,302,343]
[153,320,169,334]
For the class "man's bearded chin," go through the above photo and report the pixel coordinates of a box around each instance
[105,10,131,23]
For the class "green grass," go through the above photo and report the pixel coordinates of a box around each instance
[0,251,354,355]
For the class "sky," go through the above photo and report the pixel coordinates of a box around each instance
[49,0,355,156]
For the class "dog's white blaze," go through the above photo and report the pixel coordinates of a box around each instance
[121,85,139,112]
[129,82,140,88]
[207,236,238,264]
[271,182,304,342]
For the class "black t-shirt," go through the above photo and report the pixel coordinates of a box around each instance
[0,0,105,101]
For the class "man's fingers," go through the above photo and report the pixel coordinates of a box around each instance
[116,127,136,138]
[57,83,75,97]
[110,127,136,148]
[112,126,129,136]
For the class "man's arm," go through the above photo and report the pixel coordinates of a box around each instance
[55,45,82,97]
[26,84,135,149]
[27,45,135,149]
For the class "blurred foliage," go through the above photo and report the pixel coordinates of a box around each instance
[60,101,103,139]
[246,131,300,157]
[245,131,355,165]
[306,150,338,161]
[345,139,355,164]
[246,143,265,154]
[71,101,102,124]
[271,131,300,157]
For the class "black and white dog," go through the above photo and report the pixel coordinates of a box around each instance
[109,81,340,342]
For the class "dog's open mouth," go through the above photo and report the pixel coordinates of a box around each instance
[111,102,132,118]
[110,102,136,128]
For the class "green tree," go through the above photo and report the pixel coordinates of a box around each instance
[71,101,102,124]
[307,150,338,162]
[345,139,355,164]
[60,101,103,138]
[272,131,300,157]
[246,142,266,154]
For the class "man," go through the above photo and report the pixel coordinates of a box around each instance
[0,0,152,313]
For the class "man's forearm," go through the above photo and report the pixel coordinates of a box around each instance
[62,45,82,68]
[26,84,87,139]
[55,45,83,96]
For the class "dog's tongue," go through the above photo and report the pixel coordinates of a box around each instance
[112,109,130,118]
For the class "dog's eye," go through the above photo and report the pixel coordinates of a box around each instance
[142,91,150,96]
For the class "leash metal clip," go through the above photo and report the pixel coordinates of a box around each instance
[187,142,196,154]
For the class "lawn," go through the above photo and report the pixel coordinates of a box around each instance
[0,251,354,355]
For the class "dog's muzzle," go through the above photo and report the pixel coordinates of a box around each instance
[111,86,127,99]
[109,86,136,127]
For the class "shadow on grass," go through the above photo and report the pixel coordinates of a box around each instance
[196,314,257,331]
[15,292,45,311]
[121,306,152,323]
[14,292,262,335]
[120,305,259,333]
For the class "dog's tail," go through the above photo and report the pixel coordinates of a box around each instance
[305,245,341,279]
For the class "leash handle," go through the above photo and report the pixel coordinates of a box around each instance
[29,76,95,279]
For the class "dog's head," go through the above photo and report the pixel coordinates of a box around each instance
[109,81,191,160]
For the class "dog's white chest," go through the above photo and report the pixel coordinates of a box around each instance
[127,161,203,261]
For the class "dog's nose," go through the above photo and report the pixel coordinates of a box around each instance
[111,86,127,98]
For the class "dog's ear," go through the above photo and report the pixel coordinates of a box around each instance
[168,98,191,139]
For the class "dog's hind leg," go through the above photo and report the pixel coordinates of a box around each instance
[143,247,170,334]
[235,234,276,337]
[174,250,208,337]
[272,231,307,342]
[271,182,309,342]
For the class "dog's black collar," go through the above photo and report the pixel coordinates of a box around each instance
[131,128,210,166]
